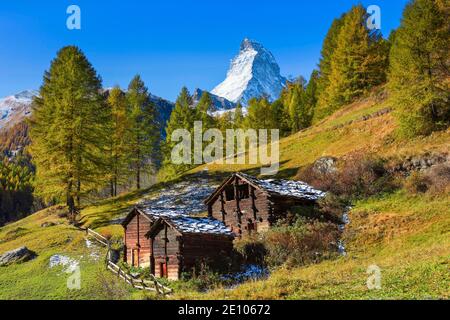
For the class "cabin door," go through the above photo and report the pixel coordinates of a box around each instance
[159,262,167,278]
[132,249,139,267]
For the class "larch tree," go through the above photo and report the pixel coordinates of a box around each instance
[388,0,449,137]
[195,91,217,130]
[233,102,245,129]
[322,5,389,117]
[106,86,131,196]
[163,87,195,173]
[315,13,346,121]
[126,75,160,190]
[29,46,108,221]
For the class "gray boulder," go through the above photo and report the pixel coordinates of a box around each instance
[0,246,36,266]
[313,157,337,175]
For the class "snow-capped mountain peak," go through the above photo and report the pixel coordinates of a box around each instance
[11,90,39,102]
[211,38,286,105]
[0,90,38,130]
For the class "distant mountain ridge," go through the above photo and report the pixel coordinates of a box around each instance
[0,90,37,131]
[0,89,174,155]
[191,88,236,111]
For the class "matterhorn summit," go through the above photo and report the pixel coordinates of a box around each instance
[211,38,286,105]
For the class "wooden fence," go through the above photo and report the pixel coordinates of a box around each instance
[83,227,172,295]
[107,260,172,295]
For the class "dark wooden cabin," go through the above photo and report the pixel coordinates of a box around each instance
[145,216,234,280]
[122,207,234,279]
[204,172,326,236]
[121,207,154,268]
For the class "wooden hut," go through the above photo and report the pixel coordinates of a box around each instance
[145,216,234,280]
[204,172,326,236]
[122,206,234,279]
[121,207,155,268]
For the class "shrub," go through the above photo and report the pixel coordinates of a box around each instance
[404,164,450,195]
[233,235,267,266]
[335,153,393,197]
[297,153,396,199]
[263,218,340,268]
[184,261,224,291]
[426,163,450,195]
[404,171,431,194]
[317,193,349,223]
[295,163,337,192]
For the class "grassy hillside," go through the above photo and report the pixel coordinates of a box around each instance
[0,90,448,299]
[175,191,449,299]
[192,89,449,178]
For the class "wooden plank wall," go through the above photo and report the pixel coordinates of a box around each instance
[209,177,271,236]
[124,212,152,267]
[180,234,234,273]
[152,224,180,280]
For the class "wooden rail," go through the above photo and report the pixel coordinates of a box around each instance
[85,228,110,247]
[83,227,172,295]
[107,260,172,295]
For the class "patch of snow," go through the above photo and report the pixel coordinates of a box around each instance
[221,265,269,283]
[169,216,233,236]
[49,254,79,273]
[139,178,217,218]
[238,172,326,201]
[136,177,232,235]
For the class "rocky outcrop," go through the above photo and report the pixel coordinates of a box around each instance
[312,157,338,175]
[391,153,449,173]
[0,246,36,266]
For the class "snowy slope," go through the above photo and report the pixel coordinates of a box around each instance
[0,90,38,130]
[211,38,286,105]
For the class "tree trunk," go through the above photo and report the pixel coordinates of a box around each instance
[76,179,81,208]
[137,165,141,190]
[110,179,114,197]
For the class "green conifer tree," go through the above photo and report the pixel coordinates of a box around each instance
[106,87,131,196]
[126,75,159,189]
[388,0,449,137]
[29,46,108,221]
[327,5,388,111]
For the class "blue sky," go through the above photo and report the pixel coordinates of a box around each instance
[0,0,408,101]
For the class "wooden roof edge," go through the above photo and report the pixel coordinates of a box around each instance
[203,172,264,205]
[203,173,237,205]
[145,216,187,238]
[121,206,154,227]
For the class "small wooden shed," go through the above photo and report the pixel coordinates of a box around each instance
[121,207,154,268]
[204,172,326,236]
[145,216,234,280]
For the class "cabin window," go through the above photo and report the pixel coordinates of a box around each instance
[225,185,235,201]
[237,184,249,199]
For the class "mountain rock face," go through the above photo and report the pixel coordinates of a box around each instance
[0,89,174,155]
[0,89,174,132]
[149,93,174,137]
[211,38,286,105]
[192,88,236,111]
[0,90,37,131]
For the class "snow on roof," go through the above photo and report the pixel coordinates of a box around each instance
[135,177,232,236]
[167,216,233,236]
[138,178,216,218]
[238,172,326,201]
